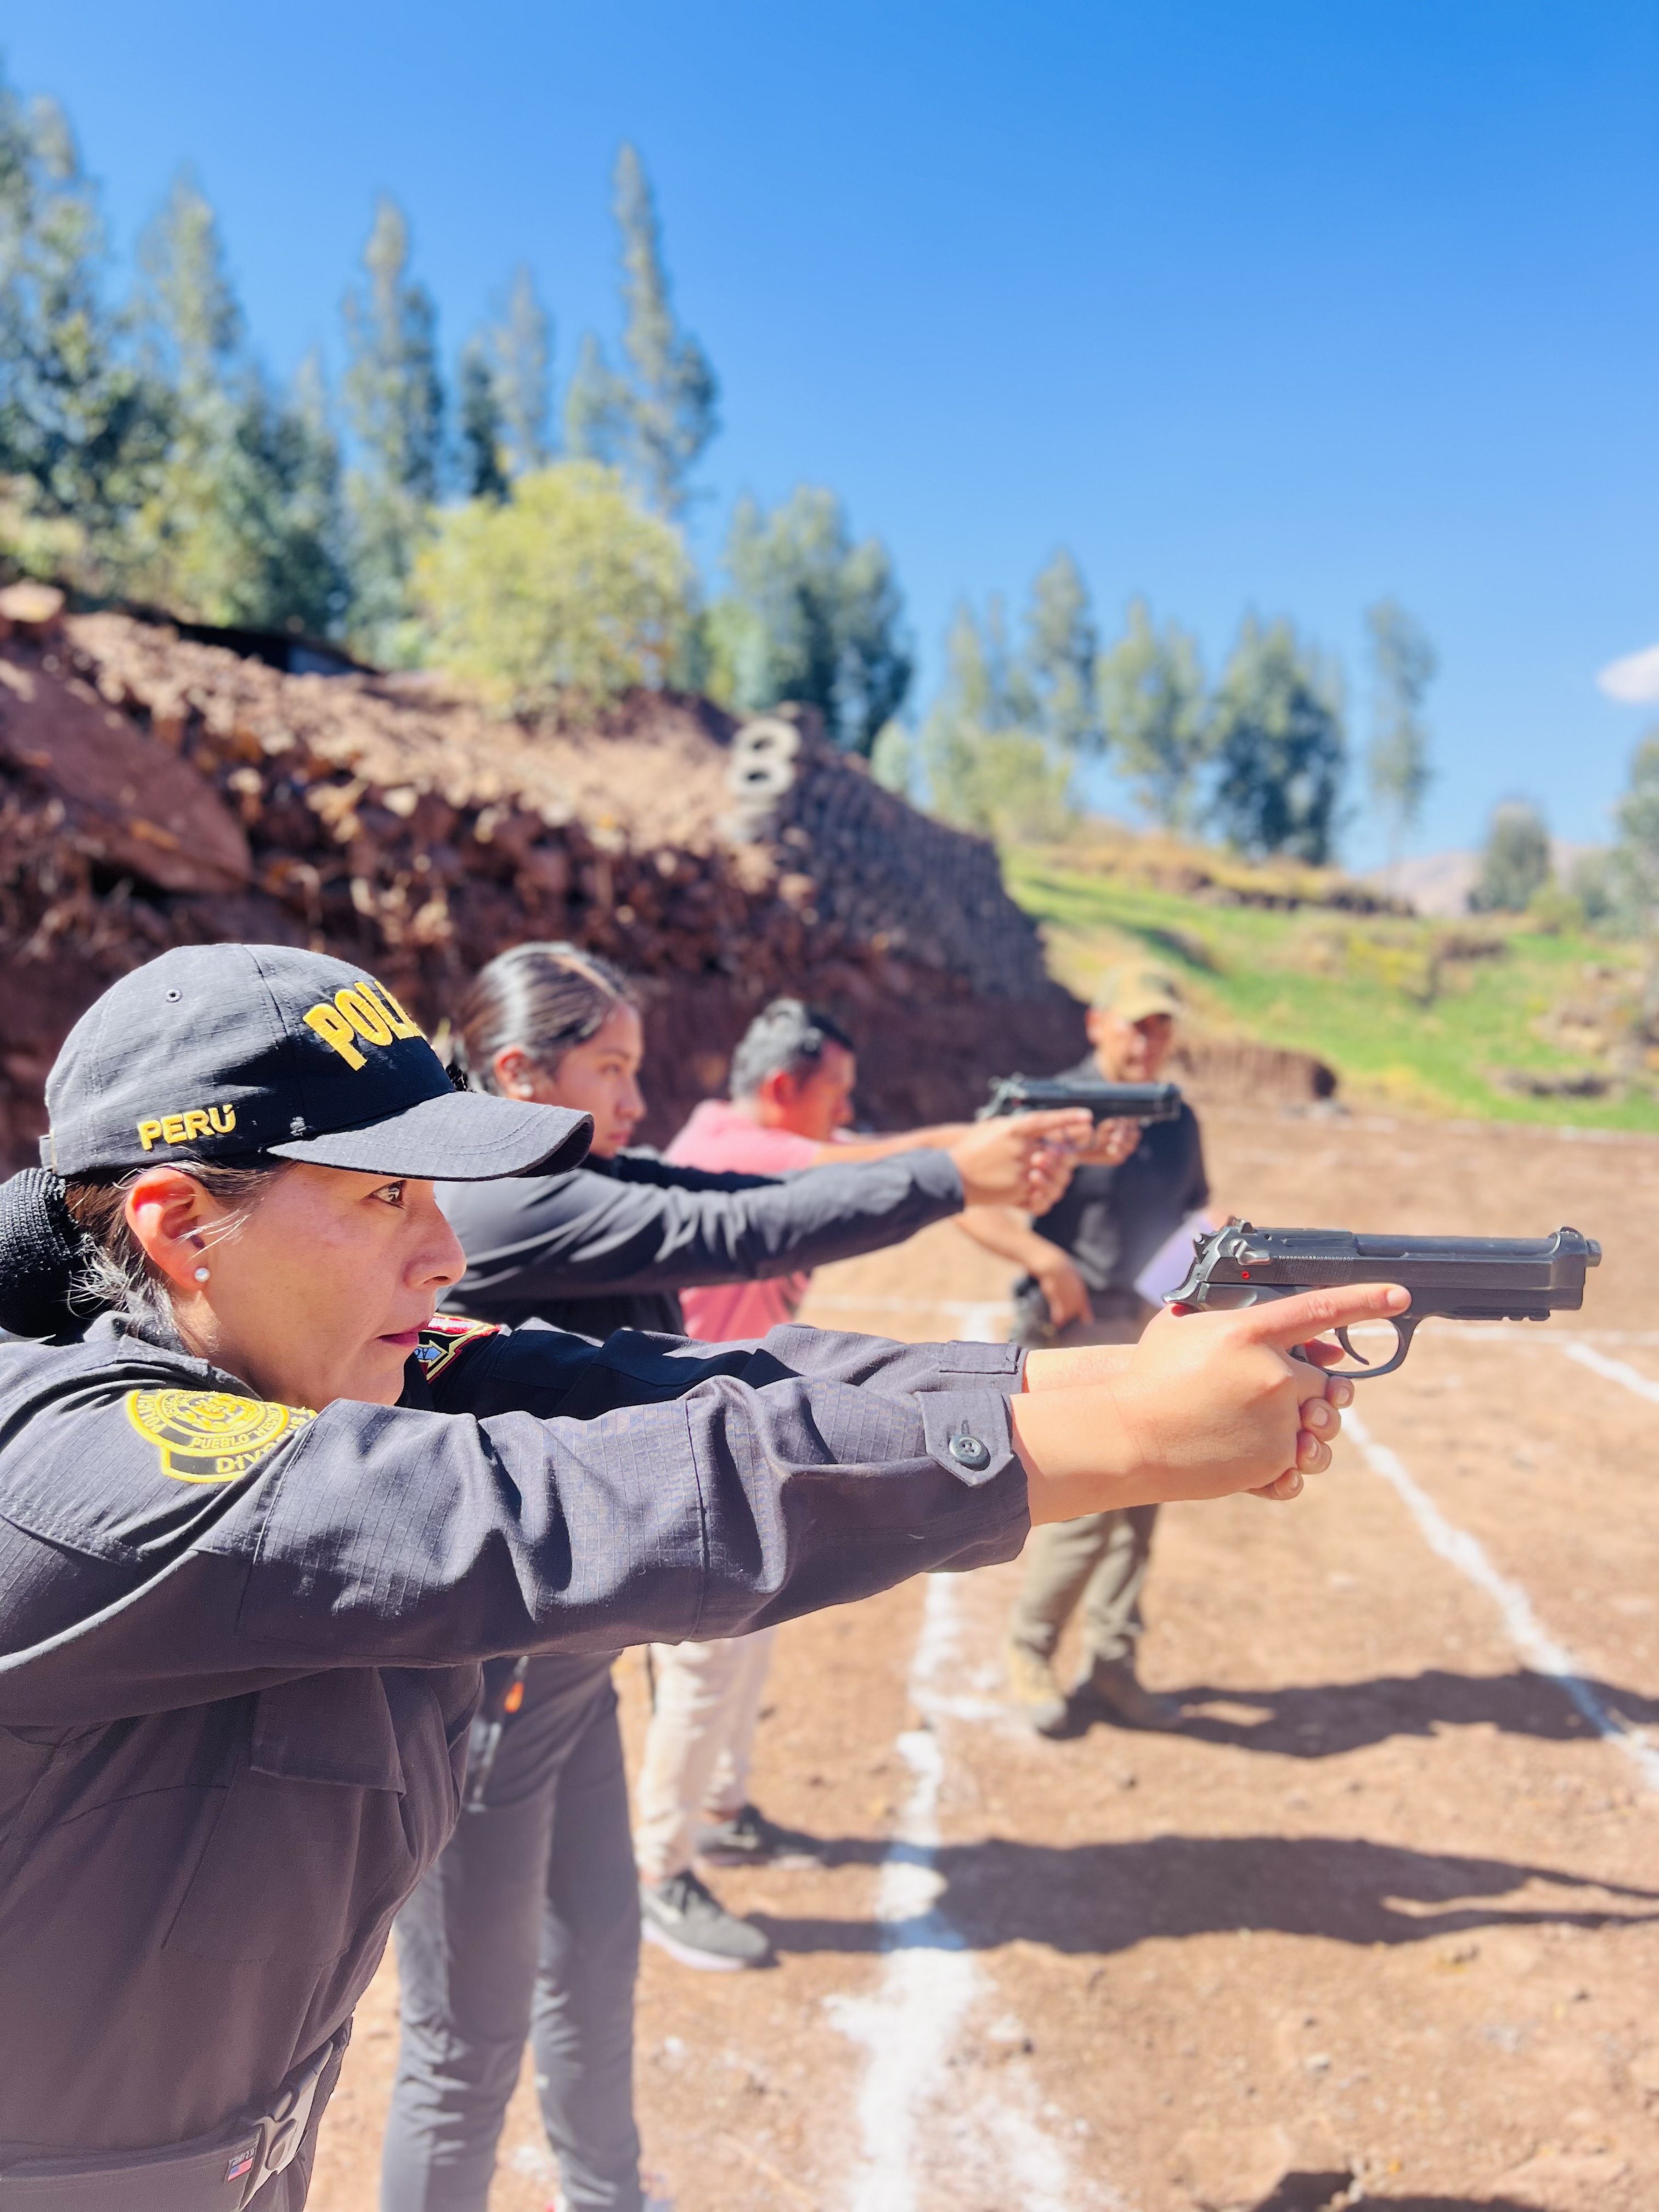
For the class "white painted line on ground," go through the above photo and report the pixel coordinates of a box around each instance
[1345,1408,1659,1794]
[826,1302,1090,2212]
[827,1573,1090,2212]
[826,1574,980,2212]
[1562,1339,1659,1404]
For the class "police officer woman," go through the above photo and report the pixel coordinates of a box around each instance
[383,943,1087,2211]
[0,941,1391,2211]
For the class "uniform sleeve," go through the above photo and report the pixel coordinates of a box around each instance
[0,1328,1027,1721]
[444,1150,963,1308]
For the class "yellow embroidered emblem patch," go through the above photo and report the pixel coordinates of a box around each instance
[126,1389,314,1484]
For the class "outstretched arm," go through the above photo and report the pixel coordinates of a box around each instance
[440,1150,965,1308]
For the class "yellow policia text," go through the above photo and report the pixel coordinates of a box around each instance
[126,1389,314,1483]
[303,978,423,1070]
[136,1103,237,1151]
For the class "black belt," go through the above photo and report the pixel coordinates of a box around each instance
[0,2025,349,2211]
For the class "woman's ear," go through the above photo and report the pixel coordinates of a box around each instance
[492,1046,542,1101]
[125,1168,216,1293]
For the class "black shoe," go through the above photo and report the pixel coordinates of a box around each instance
[639,1870,772,1971]
[696,1803,824,1868]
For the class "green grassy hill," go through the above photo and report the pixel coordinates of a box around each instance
[1004,833,1659,1132]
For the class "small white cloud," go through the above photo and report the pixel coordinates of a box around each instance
[1598,643,1659,703]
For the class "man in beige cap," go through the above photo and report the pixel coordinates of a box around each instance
[965,964,1210,1736]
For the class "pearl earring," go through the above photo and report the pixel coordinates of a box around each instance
[194,1266,211,1283]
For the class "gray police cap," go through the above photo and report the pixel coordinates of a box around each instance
[42,944,592,1181]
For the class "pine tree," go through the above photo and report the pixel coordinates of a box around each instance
[1364,598,1437,881]
[1208,615,1346,862]
[128,172,342,634]
[1023,549,1099,752]
[565,145,717,518]
[706,486,912,753]
[921,599,1074,840]
[0,75,163,581]
[265,350,347,634]
[1096,597,1211,830]
[492,266,551,477]
[457,340,509,502]
[342,196,444,659]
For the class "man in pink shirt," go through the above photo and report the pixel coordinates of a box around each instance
[635,1001,1021,1966]
[664,1001,955,1340]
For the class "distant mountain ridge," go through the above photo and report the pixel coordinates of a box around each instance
[1364,842,1599,917]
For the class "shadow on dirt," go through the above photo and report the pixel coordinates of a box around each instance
[1133,1667,1659,1757]
[758,1832,1659,1957]
[1251,2180,1543,2212]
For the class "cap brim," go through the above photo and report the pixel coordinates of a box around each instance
[268,1090,592,1180]
[1103,994,1182,1023]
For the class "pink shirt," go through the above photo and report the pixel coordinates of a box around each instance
[664,1099,822,1341]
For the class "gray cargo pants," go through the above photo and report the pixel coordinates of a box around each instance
[381,1655,642,2212]
[1007,1298,1159,1677]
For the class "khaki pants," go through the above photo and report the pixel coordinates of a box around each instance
[633,1629,778,1885]
[1008,1301,1159,1678]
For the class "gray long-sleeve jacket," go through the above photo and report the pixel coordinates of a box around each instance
[0,1308,1026,2171]
[437,1145,964,1336]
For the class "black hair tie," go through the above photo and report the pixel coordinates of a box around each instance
[0,1169,88,1339]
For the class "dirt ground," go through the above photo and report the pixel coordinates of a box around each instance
[309,1106,1659,2212]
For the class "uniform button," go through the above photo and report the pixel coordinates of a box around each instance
[949,1433,991,1471]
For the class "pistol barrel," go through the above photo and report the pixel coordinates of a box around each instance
[1167,1222,1601,1335]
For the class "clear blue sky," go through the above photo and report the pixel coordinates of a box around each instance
[12,1,1658,865]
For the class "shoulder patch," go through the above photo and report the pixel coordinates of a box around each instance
[414,1314,501,1383]
[126,1388,314,1485]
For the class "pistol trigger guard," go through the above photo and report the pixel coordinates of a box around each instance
[1289,1316,1418,1379]
[1359,1317,1418,1378]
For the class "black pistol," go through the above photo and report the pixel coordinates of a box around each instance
[1166,1222,1601,1377]
[978,1075,1183,1124]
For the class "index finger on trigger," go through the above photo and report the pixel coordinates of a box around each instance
[1240,1282,1410,1352]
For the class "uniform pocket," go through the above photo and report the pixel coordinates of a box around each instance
[166,1671,424,1965]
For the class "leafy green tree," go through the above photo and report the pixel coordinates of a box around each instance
[1023,549,1099,752]
[1096,596,1211,828]
[703,486,912,753]
[127,172,343,633]
[922,600,1074,842]
[1611,734,1659,929]
[1567,847,1620,929]
[1207,615,1346,862]
[413,460,693,712]
[1365,598,1437,877]
[1469,799,1550,913]
[457,339,509,503]
[565,145,717,518]
[0,75,163,582]
[342,196,444,661]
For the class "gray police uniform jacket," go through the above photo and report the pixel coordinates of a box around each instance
[437,1143,964,1336]
[0,1308,1026,2164]
[437,1141,968,1741]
